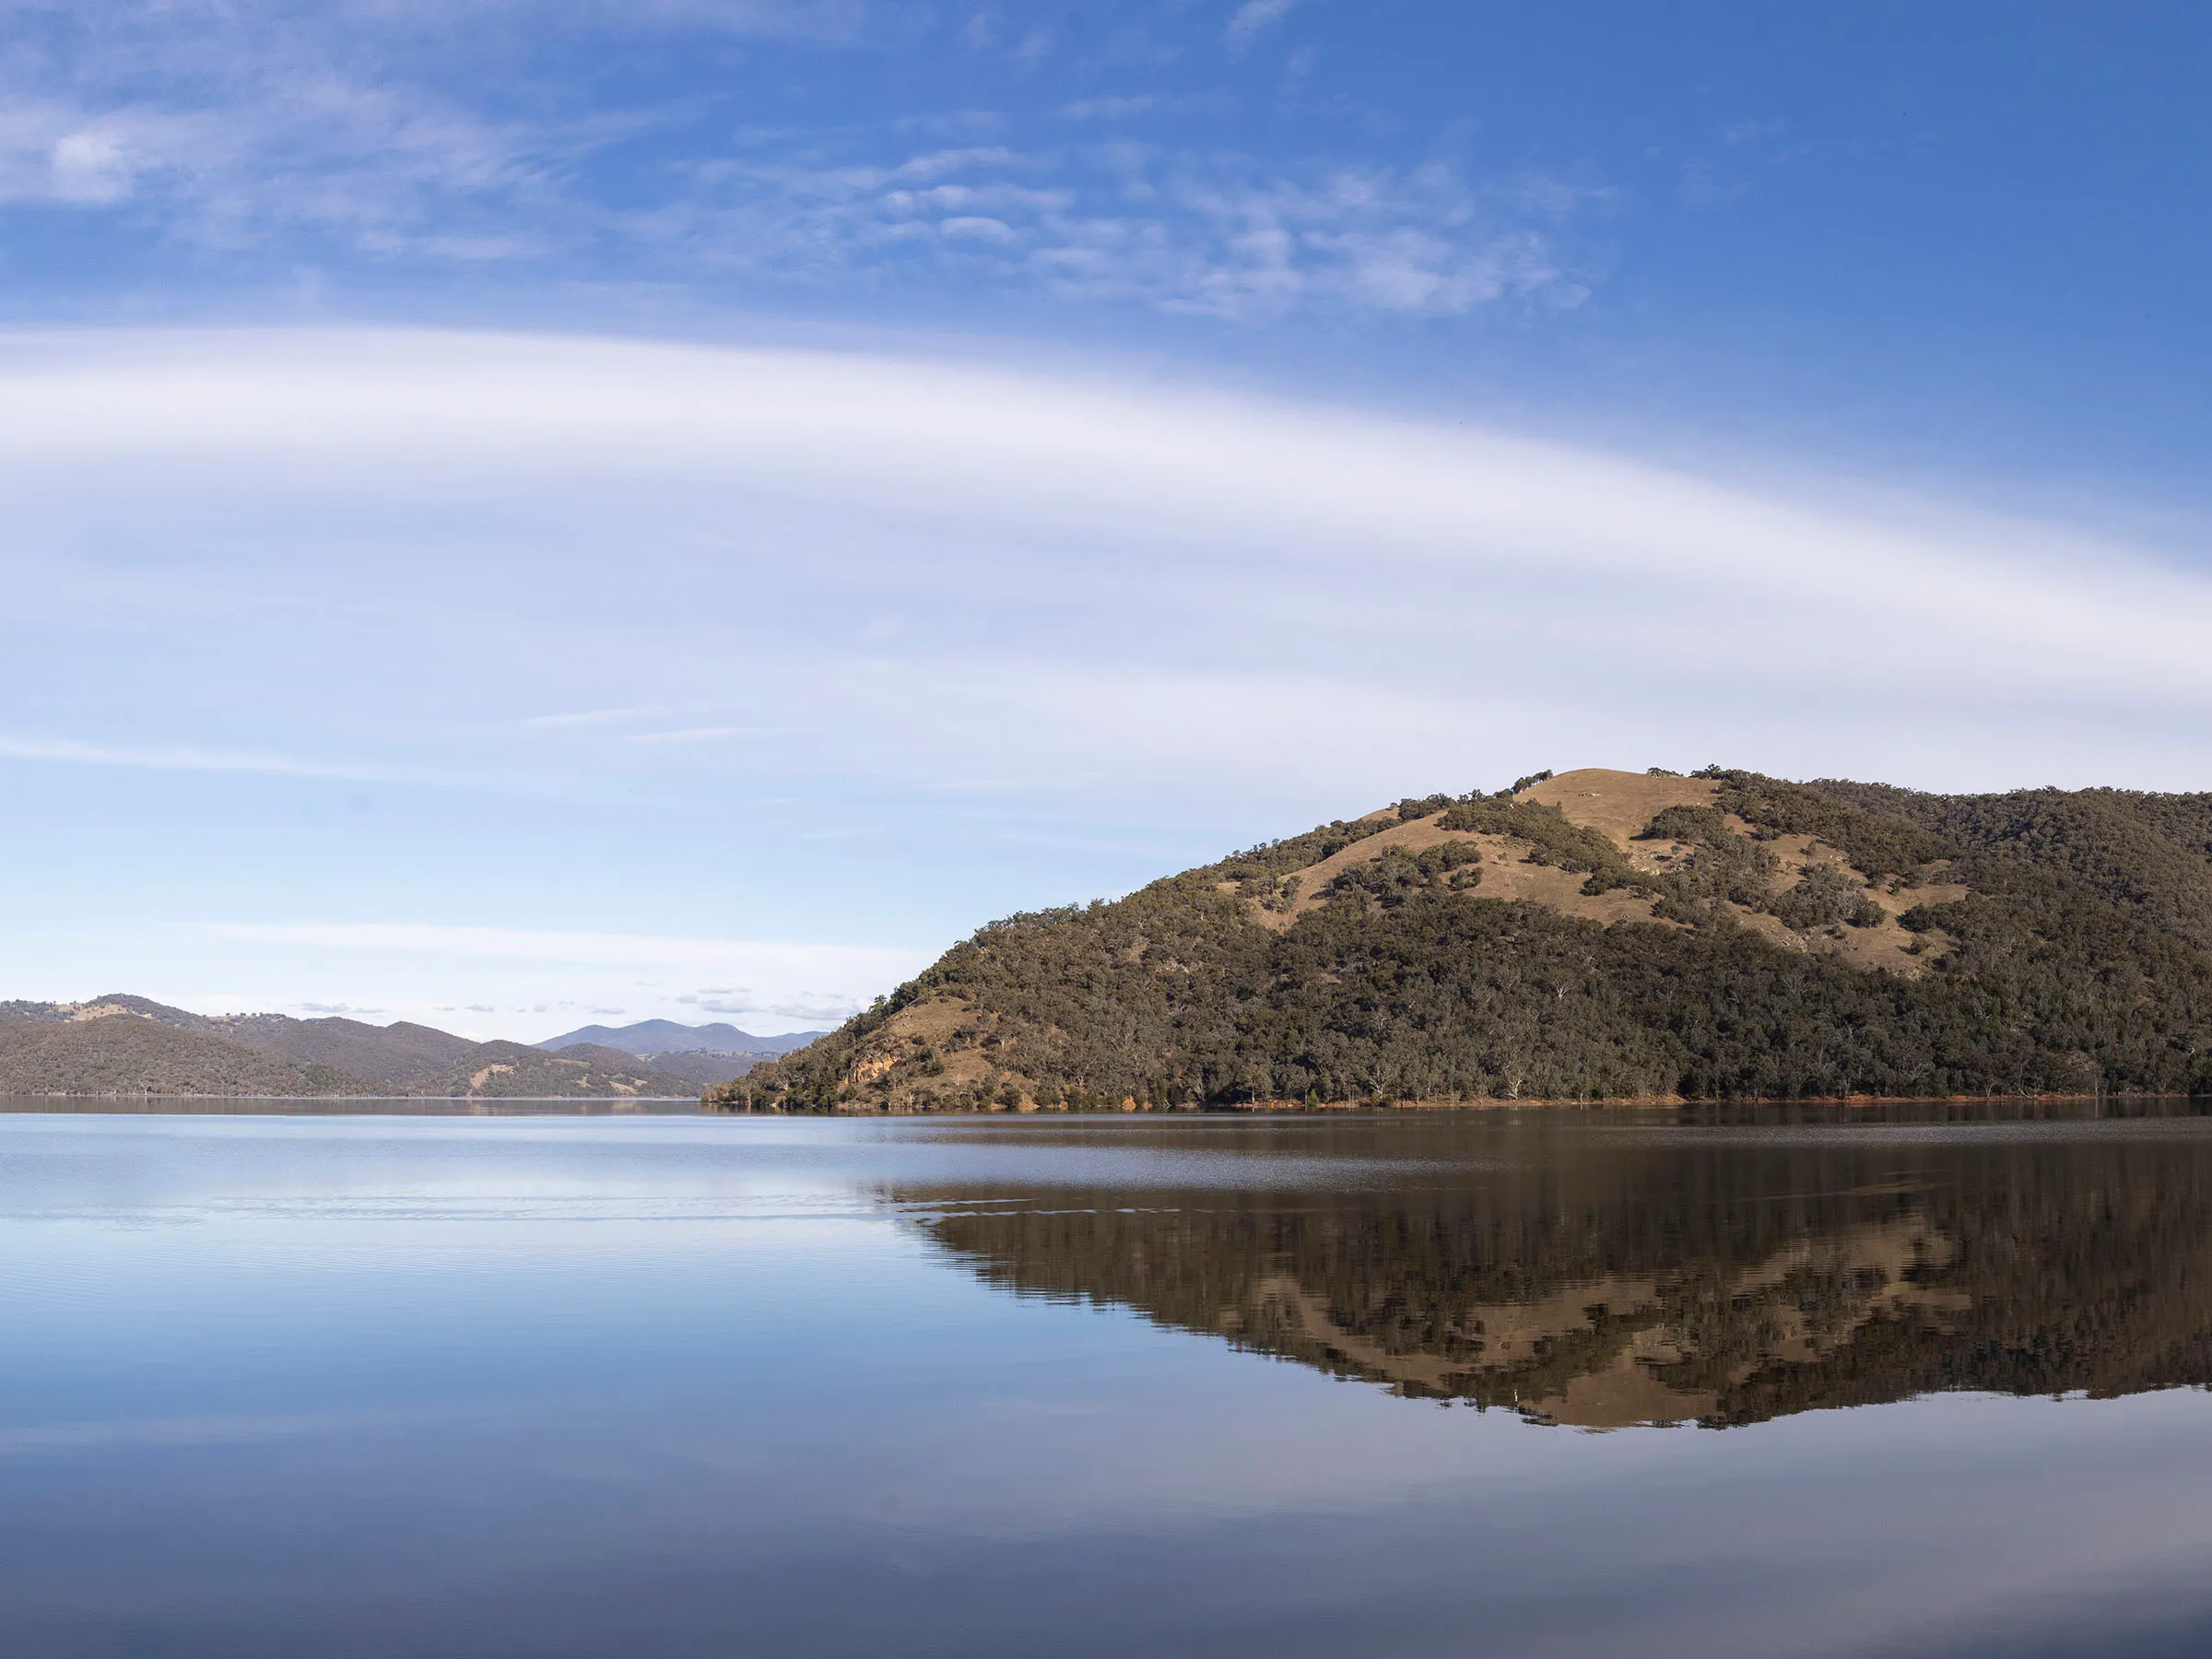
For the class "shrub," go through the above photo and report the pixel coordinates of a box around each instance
[1771,865,1870,931]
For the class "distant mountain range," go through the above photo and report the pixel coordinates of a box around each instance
[535,1019,823,1057]
[0,996,728,1099]
[532,1019,826,1087]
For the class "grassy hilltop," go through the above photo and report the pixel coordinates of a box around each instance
[713,767,2212,1112]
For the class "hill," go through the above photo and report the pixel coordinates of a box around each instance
[0,998,703,1099]
[713,766,2212,1112]
[0,1010,371,1098]
[215,1014,479,1088]
[613,1049,768,1088]
[401,1040,705,1099]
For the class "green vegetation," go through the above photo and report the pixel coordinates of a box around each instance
[0,1014,372,1098]
[1700,767,1952,877]
[1769,865,1886,931]
[1632,804,1779,912]
[1438,794,1621,870]
[1808,778,2212,944]
[712,767,2212,1112]
[1325,841,1483,907]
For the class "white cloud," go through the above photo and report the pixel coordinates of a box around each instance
[523,707,660,728]
[621,726,776,744]
[193,921,931,1034]
[1226,0,1299,56]
[0,4,1594,325]
[1061,95,1157,121]
[938,214,1016,241]
[888,145,1027,182]
[5,325,2211,813]
[604,0,874,37]
[0,101,217,207]
[675,143,1594,321]
[0,12,593,257]
[0,733,381,780]
[209,922,924,977]
[1059,93,1238,123]
[8,324,2212,1039]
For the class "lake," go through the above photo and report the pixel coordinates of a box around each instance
[5,1102,2212,1657]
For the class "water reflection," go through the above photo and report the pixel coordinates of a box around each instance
[8,1109,2212,1657]
[896,1110,2212,1429]
[0,1094,706,1116]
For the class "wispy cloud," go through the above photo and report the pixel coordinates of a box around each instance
[677,986,849,1020]
[673,143,1597,321]
[1226,0,1300,56]
[0,5,694,262]
[0,2,1597,326]
[207,921,934,1029]
[1061,95,1158,122]
[523,707,659,728]
[211,922,929,979]
[621,725,775,744]
[14,324,2203,800]
[0,734,376,780]
[1059,93,1236,123]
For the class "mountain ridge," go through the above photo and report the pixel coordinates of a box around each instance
[0,999,705,1099]
[530,1018,827,1088]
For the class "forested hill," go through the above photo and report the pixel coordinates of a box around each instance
[711,767,2212,1112]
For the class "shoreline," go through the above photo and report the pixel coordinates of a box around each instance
[711,1088,2202,1116]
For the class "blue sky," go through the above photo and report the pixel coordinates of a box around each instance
[5,2,2212,1037]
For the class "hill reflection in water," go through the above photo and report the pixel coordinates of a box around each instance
[893,1104,2212,1430]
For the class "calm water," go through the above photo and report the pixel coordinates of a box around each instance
[6,1103,2212,1657]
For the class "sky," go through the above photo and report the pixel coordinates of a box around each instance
[5,2,2212,1038]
